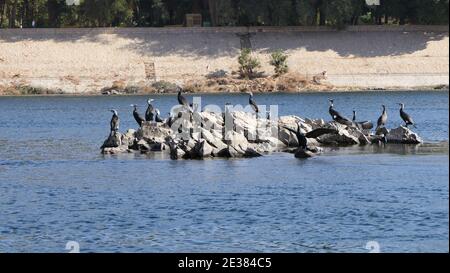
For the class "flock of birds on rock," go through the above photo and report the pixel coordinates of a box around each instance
[328,99,416,131]
[107,91,417,141]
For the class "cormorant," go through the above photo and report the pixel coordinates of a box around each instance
[376,105,388,131]
[335,115,353,126]
[283,124,338,159]
[328,99,351,125]
[167,112,175,128]
[131,104,145,127]
[283,123,307,149]
[110,109,119,133]
[305,127,340,138]
[155,109,164,123]
[177,91,188,106]
[248,92,259,113]
[145,99,155,121]
[283,125,339,149]
[178,91,193,113]
[399,103,416,128]
[352,110,374,130]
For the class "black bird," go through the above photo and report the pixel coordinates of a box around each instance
[283,123,307,149]
[131,104,145,127]
[283,124,338,159]
[399,103,416,128]
[328,99,351,125]
[283,124,340,149]
[177,91,188,106]
[248,92,259,113]
[336,117,353,126]
[178,91,193,113]
[167,112,174,128]
[305,127,340,138]
[155,109,164,123]
[376,105,388,131]
[145,98,155,122]
[110,109,119,133]
[352,110,374,130]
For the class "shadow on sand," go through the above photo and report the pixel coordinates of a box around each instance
[0,27,447,58]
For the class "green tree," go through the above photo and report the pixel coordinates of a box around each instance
[270,50,289,76]
[238,48,261,79]
[0,0,448,28]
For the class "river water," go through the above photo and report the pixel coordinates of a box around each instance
[0,91,448,253]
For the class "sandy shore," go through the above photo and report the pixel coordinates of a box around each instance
[0,26,448,95]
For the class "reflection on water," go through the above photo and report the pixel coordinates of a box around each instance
[325,141,449,156]
[0,91,448,253]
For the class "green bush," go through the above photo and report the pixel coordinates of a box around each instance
[238,48,261,79]
[270,50,289,76]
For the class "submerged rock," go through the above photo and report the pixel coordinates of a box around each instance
[102,146,130,155]
[295,148,315,159]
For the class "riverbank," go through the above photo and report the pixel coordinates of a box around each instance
[0,26,448,95]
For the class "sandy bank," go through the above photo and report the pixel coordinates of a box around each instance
[0,26,448,95]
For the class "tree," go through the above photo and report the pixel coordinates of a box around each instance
[0,0,6,27]
[0,0,448,28]
[238,48,261,79]
[321,0,354,28]
[270,50,289,76]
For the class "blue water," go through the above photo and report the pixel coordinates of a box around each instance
[0,91,448,253]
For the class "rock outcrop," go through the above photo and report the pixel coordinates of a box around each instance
[101,110,424,159]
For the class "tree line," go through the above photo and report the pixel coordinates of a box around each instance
[0,0,448,28]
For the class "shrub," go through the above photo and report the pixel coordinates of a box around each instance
[238,48,261,79]
[151,81,179,93]
[270,50,289,76]
[206,69,229,79]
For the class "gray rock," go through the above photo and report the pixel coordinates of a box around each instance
[192,140,214,159]
[304,118,326,129]
[376,127,389,136]
[137,123,172,144]
[151,143,169,152]
[244,147,263,158]
[121,129,136,147]
[102,146,130,155]
[225,131,249,152]
[316,122,360,146]
[317,131,360,146]
[386,126,423,144]
[170,145,186,160]
[101,132,122,149]
[201,128,227,150]
[200,111,224,128]
[278,127,300,147]
[136,139,151,152]
[100,110,425,159]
